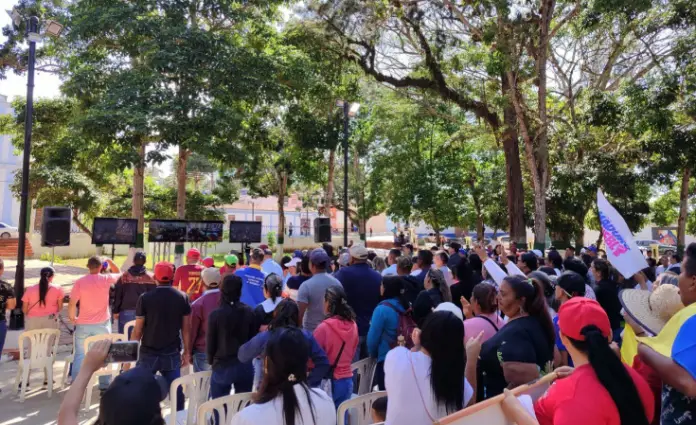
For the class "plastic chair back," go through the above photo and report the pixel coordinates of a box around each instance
[169,370,212,425]
[337,391,387,425]
[196,392,253,425]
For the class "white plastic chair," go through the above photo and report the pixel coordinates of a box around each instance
[61,332,76,388]
[15,329,61,402]
[83,333,127,409]
[351,357,377,395]
[196,392,253,425]
[337,391,387,425]
[124,320,136,339]
[169,370,212,425]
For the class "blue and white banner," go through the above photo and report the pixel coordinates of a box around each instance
[597,189,648,278]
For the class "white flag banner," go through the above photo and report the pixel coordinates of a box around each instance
[597,189,648,278]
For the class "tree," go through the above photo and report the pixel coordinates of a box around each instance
[0,97,114,235]
[60,0,286,263]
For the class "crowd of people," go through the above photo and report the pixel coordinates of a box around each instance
[0,237,694,425]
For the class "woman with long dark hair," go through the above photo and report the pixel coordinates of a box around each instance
[384,311,480,424]
[238,299,329,388]
[591,258,623,343]
[231,328,336,425]
[255,274,284,328]
[450,256,481,309]
[367,276,412,390]
[314,286,359,408]
[413,268,451,327]
[477,275,555,399]
[207,275,257,399]
[534,298,654,425]
[22,267,64,331]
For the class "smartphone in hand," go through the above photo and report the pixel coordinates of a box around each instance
[105,341,139,363]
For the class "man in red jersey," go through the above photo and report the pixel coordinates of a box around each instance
[174,248,205,302]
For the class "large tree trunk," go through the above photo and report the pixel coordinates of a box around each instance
[323,148,336,215]
[677,167,691,255]
[133,141,145,248]
[277,171,287,261]
[576,222,585,252]
[175,147,189,266]
[500,79,526,245]
[123,140,146,270]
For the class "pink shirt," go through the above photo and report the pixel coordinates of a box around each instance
[464,313,506,345]
[71,273,120,324]
[22,284,65,317]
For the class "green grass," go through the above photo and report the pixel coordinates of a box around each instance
[52,253,231,269]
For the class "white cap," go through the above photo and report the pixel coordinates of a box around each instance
[349,244,369,260]
[287,257,301,268]
[532,249,544,258]
[434,302,464,321]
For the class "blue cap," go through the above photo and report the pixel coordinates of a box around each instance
[309,248,331,269]
[672,315,696,380]
[584,245,598,253]
[458,249,467,255]
[293,250,303,258]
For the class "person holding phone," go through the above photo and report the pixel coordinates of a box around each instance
[131,261,191,411]
[58,339,168,425]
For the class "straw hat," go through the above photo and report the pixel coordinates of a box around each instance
[620,285,684,335]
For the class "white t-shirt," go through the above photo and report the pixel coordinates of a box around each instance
[231,385,336,425]
[385,347,474,425]
[438,265,454,287]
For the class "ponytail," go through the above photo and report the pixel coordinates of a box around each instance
[324,285,356,322]
[505,275,555,348]
[427,268,452,302]
[471,283,498,314]
[568,326,650,425]
[38,267,55,307]
[264,274,283,303]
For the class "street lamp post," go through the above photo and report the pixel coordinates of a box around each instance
[8,12,63,330]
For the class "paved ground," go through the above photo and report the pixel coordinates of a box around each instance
[3,259,89,295]
[0,353,180,425]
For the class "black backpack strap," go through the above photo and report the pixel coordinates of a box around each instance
[475,314,499,332]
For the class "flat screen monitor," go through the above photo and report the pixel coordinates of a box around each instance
[92,218,138,245]
[229,221,262,243]
[148,219,187,243]
[187,221,224,242]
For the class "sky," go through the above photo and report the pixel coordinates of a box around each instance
[0,9,63,101]
[0,4,176,175]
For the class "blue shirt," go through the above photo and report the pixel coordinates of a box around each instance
[381,264,397,276]
[261,258,283,278]
[334,263,382,336]
[235,266,267,307]
[659,315,696,425]
[553,315,573,367]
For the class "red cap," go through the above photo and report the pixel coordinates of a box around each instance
[258,244,269,250]
[154,262,175,282]
[558,297,611,341]
[186,248,201,260]
[202,257,214,268]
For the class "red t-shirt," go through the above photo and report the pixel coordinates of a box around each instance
[173,264,205,302]
[534,364,654,425]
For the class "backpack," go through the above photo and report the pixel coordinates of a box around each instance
[380,301,418,349]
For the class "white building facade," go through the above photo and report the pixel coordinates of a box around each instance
[0,95,22,227]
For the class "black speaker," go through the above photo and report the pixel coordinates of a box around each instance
[314,217,332,243]
[42,207,71,247]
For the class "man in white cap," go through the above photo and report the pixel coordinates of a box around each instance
[334,244,382,360]
[189,267,222,372]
